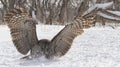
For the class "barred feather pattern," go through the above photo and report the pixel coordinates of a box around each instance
[4,8,95,59]
[31,17,95,59]
[4,8,38,55]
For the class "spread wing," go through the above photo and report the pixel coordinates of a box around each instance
[49,17,95,57]
[4,8,38,55]
[11,19,38,55]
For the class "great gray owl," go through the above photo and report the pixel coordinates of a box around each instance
[4,8,95,59]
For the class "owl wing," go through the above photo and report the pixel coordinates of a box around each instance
[4,8,38,55]
[12,19,38,55]
[49,17,94,57]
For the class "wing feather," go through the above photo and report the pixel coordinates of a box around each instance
[4,8,38,55]
[48,17,95,58]
[49,20,84,57]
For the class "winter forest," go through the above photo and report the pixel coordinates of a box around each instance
[1,0,120,67]
[0,0,120,25]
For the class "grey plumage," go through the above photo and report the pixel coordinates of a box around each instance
[30,17,95,59]
[4,8,38,55]
[4,8,95,59]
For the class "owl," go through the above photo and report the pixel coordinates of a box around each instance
[4,8,95,59]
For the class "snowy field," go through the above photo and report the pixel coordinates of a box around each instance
[0,25,120,67]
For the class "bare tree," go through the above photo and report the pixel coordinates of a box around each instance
[0,0,120,25]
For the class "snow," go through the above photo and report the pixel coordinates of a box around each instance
[82,2,113,16]
[0,2,3,8]
[97,2,113,9]
[1,25,120,67]
[82,5,97,16]
[97,12,120,21]
[107,10,120,16]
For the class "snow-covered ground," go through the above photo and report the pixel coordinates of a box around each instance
[0,25,120,67]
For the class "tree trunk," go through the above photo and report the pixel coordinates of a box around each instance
[58,0,69,24]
